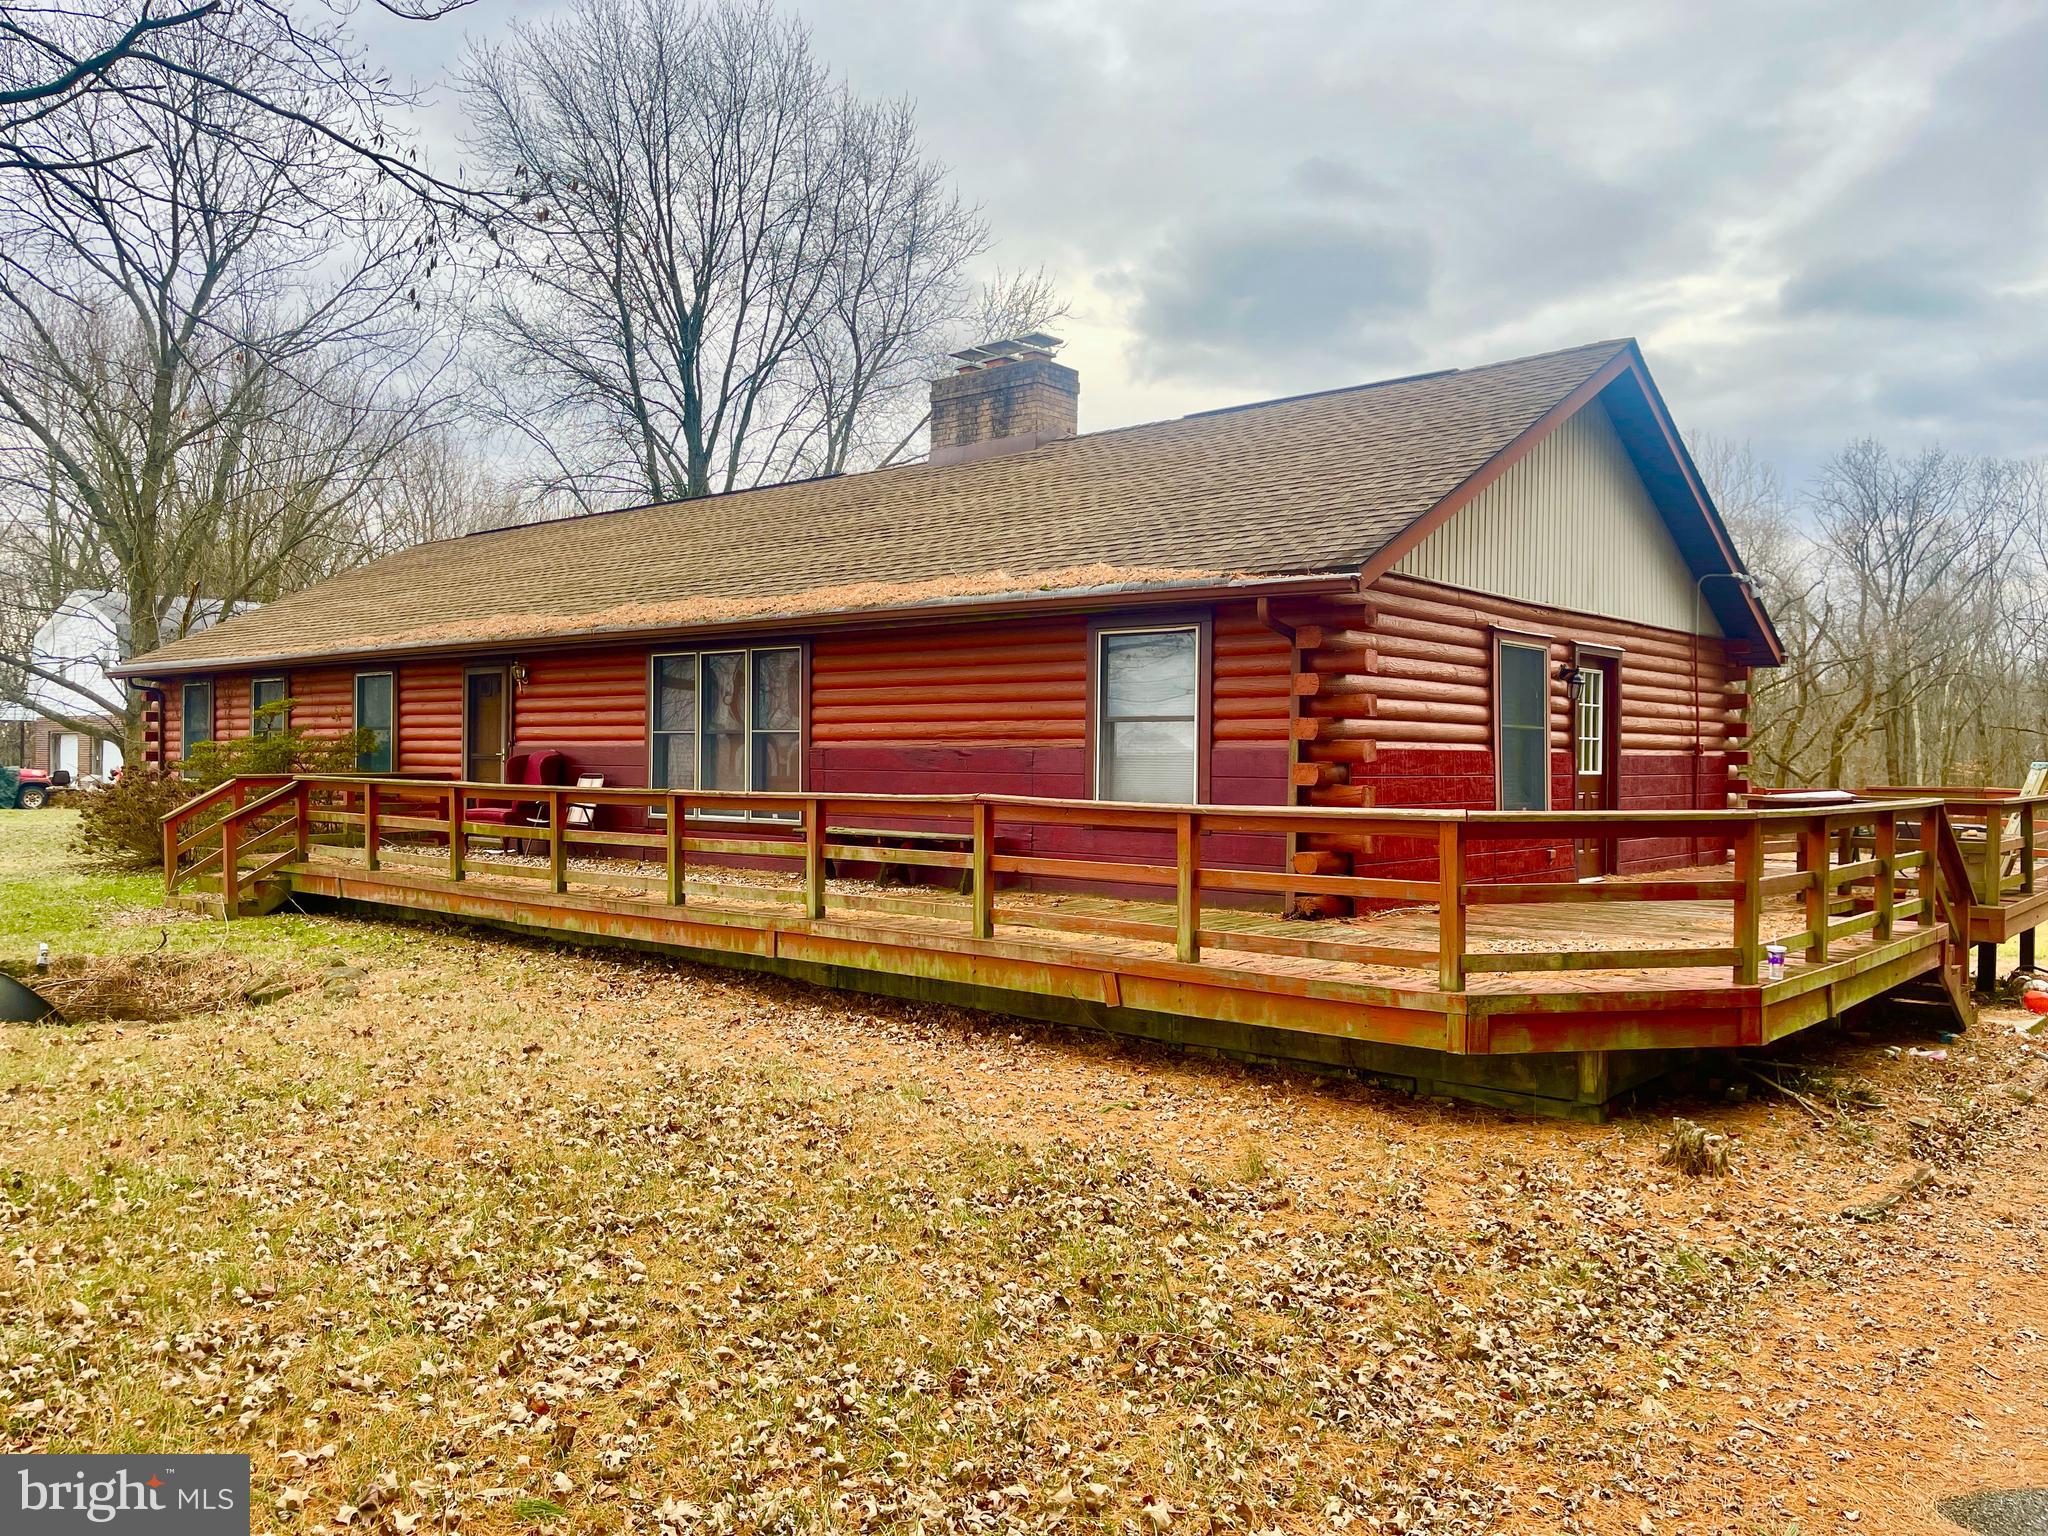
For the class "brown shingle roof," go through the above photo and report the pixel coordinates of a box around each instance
[122,339,1631,673]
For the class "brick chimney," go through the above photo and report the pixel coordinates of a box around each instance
[928,334,1078,467]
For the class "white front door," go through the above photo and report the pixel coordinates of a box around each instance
[55,733,80,775]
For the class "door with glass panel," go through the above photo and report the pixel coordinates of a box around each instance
[1096,626,1200,803]
[1572,654,1619,877]
[464,666,511,783]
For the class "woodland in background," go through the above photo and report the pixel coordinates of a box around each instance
[0,0,1057,758]
[1697,435,2048,791]
[0,1,2038,792]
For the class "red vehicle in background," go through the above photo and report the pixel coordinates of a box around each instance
[1,766,63,808]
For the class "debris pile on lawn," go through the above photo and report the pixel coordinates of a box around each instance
[28,952,301,1021]
[1658,1116,1731,1175]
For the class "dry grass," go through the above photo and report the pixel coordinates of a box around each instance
[1657,1119,1730,1177]
[3,812,2048,1535]
[29,951,304,1022]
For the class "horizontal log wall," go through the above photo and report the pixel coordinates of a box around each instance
[811,616,1087,796]
[398,661,464,778]
[812,605,1289,879]
[155,689,178,766]
[215,671,253,742]
[512,648,648,786]
[1281,574,1748,891]
[285,667,354,739]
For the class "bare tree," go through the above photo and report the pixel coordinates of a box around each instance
[458,0,1057,507]
[0,9,458,757]
[2,0,472,204]
[1700,432,2048,790]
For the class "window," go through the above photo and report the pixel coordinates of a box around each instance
[1096,625,1200,804]
[1495,640,1549,812]
[649,646,803,815]
[251,676,288,737]
[355,672,394,773]
[1574,665,1605,777]
[180,679,213,760]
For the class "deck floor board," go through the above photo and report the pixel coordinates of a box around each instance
[298,847,1896,1000]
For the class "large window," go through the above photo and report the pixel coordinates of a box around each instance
[1496,639,1549,812]
[251,676,288,737]
[650,647,802,814]
[1096,625,1200,804]
[180,679,213,760]
[355,672,394,773]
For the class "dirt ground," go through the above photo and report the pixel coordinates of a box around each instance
[2,814,2045,1535]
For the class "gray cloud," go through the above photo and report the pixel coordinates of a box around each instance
[1126,217,1431,382]
[1781,253,1988,321]
[360,0,2048,483]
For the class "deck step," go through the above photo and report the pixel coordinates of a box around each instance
[171,879,291,921]
[1878,970,1974,1031]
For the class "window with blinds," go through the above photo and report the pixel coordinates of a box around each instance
[1096,626,1199,804]
[650,647,802,818]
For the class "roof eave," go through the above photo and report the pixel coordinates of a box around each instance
[111,570,1361,681]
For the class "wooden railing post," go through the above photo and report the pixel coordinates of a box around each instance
[2022,802,2037,896]
[293,780,311,864]
[1918,808,1939,926]
[1733,816,1762,984]
[364,783,381,872]
[803,796,826,919]
[163,814,179,898]
[1980,803,2003,904]
[1873,809,1896,941]
[220,810,240,916]
[1437,820,1466,992]
[970,800,993,940]
[1175,811,1200,963]
[548,787,568,895]
[664,794,684,906]
[448,787,465,882]
[1802,815,1830,962]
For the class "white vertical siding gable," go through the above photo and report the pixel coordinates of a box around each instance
[1391,399,1719,635]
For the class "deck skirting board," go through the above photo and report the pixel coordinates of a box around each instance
[278,858,1961,1118]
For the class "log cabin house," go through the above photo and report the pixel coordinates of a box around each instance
[120,336,1778,877]
[126,337,1879,1116]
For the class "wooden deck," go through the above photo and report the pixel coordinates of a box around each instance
[160,775,1999,1115]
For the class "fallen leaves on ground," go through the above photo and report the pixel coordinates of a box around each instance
[0,925,2044,1535]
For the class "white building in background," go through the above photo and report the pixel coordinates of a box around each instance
[17,591,234,776]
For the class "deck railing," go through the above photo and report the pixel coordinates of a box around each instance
[1858,786,2045,908]
[163,775,1964,993]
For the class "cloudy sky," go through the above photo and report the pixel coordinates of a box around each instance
[362,0,2048,488]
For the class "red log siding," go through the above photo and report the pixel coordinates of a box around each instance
[215,672,253,741]
[156,687,178,765]
[1284,574,1747,886]
[811,617,1086,799]
[140,692,163,766]
[286,667,354,739]
[133,581,1751,905]
[398,661,463,777]
[512,649,648,786]
[1211,605,1291,807]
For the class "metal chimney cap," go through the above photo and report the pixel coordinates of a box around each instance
[949,333,1066,366]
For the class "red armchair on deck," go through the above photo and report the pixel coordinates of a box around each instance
[464,750,568,845]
